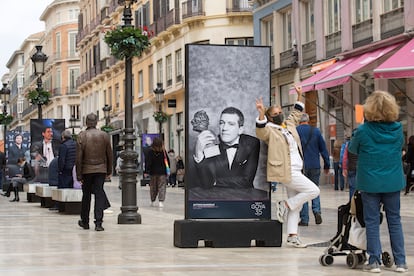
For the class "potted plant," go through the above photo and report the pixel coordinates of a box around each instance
[27,89,51,106]
[0,113,13,125]
[104,26,151,60]
[153,111,169,123]
[101,125,114,133]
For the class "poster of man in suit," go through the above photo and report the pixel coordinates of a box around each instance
[5,131,31,178]
[185,44,271,219]
[30,119,65,183]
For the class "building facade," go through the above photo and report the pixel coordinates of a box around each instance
[76,0,254,163]
[252,0,414,153]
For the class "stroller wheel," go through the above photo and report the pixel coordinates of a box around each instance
[319,254,334,266]
[382,251,394,268]
[357,253,367,265]
[346,253,359,269]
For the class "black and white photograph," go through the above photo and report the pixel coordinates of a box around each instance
[185,44,271,219]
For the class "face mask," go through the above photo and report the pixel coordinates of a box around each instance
[271,114,284,125]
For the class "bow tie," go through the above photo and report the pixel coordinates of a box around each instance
[223,144,239,150]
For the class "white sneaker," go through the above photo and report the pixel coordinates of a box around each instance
[103,209,113,214]
[395,264,408,273]
[159,202,164,208]
[150,201,156,207]
[363,262,381,273]
[275,201,288,223]
[286,236,307,248]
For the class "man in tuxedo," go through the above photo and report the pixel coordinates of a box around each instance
[192,107,260,191]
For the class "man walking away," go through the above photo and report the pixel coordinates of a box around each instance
[297,113,330,226]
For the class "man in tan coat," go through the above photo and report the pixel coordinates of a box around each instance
[255,86,319,248]
[76,113,113,231]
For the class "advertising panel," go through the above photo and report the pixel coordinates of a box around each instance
[185,44,271,219]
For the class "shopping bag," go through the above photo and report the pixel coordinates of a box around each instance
[348,216,366,250]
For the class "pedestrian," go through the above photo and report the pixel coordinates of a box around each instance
[342,132,358,200]
[255,85,320,248]
[6,157,35,202]
[332,139,344,190]
[348,90,407,273]
[403,135,414,195]
[115,152,123,190]
[0,150,5,190]
[76,113,112,231]
[144,137,169,208]
[176,155,185,187]
[48,156,59,187]
[296,113,330,226]
[168,149,177,187]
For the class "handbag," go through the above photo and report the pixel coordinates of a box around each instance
[348,216,366,250]
[163,151,170,176]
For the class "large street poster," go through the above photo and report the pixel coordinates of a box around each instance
[30,119,65,183]
[185,44,271,219]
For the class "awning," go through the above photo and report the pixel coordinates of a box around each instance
[374,38,414,79]
[289,58,354,93]
[314,44,401,90]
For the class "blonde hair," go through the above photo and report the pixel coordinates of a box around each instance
[363,90,399,122]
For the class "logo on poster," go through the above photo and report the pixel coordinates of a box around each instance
[251,202,266,216]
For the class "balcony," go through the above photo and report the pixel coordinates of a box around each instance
[381,7,404,40]
[302,40,316,66]
[325,31,341,58]
[182,0,205,19]
[226,0,252,12]
[280,48,296,68]
[352,19,373,48]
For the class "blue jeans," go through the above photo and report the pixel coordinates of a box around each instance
[333,162,344,190]
[361,191,406,266]
[347,170,356,200]
[300,168,321,223]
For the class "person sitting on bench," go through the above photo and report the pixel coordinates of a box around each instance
[3,157,35,202]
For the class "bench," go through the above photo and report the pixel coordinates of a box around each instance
[23,183,49,202]
[35,185,57,208]
[51,188,82,214]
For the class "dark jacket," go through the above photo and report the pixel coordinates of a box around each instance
[22,162,35,181]
[76,127,113,179]
[7,144,27,165]
[48,157,59,186]
[145,149,169,176]
[296,124,330,170]
[58,138,76,173]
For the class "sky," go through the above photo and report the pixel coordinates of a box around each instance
[0,0,53,78]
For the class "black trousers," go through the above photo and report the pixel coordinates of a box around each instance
[80,173,110,224]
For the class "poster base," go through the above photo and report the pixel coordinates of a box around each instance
[174,219,282,248]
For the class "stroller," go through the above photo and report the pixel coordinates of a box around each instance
[319,191,394,269]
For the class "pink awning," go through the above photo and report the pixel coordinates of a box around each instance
[314,44,401,90]
[374,38,414,79]
[289,58,354,94]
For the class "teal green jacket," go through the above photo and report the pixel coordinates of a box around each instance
[348,121,405,193]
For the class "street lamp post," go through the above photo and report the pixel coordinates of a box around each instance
[153,83,165,138]
[69,116,77,136]
[117,0,141,224]
[0,83,10,140]
[31,45,48,119]
[102,104,112,126]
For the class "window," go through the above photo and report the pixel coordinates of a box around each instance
[282,9,292,51]
[135,2,150,28]
[69,32,77,57]
[69,9,80,20]
[327,0,341,34]
[69,68,79,94]
[115,84,120,108]
[354,0,372,23]
[225,37,254,45]
[383,0,403,12]
[70,105,80,120]
[108,86,112,107]
[148,64,153,92]
[56,69,61,95]
[138,70,143,98]
[175,49,182,82]
[166,54,172,86]
[157,59,163,85]
[304,0,315,42]
[56,33,61,58]
[262,17,273,55]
